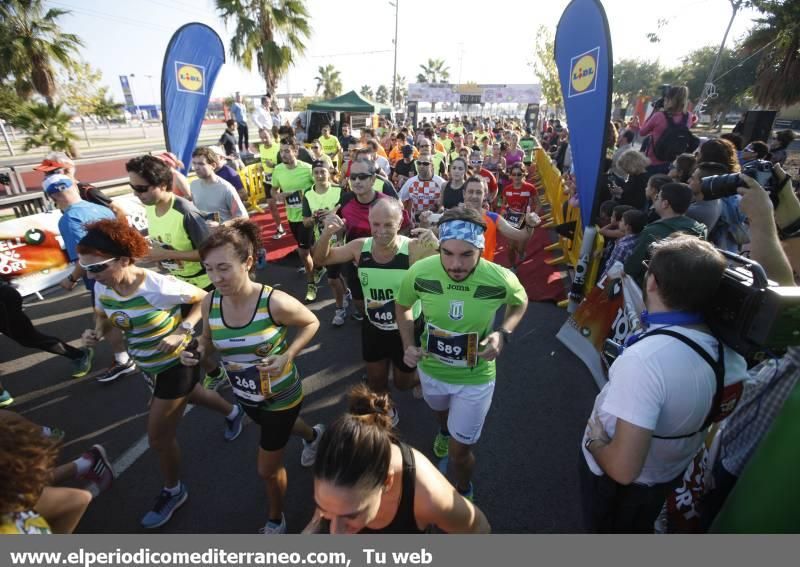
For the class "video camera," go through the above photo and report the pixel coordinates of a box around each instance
[706,251,800,361]
[700,160,780,205]
[651,84,671,111]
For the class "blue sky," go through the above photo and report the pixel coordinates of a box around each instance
[50,0,763,105]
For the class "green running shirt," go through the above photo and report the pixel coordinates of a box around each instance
[209,286,302,411]
[272,162,313,222]
[396,255,527,384]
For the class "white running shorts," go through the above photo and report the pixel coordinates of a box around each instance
[418,369,495,445]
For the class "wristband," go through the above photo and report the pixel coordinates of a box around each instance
[778,217,800,241]
[67,274,78,284]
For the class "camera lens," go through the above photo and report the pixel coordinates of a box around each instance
[700,173,743,200]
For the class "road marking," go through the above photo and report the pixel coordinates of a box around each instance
[111,405,193,476]
[19,395,70,414]
[62,411,149,450]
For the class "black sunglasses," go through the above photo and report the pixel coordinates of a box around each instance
[417,161,432,166]
[130,183,151,193]
[349,173,373,181]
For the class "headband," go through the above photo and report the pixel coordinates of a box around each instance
[78,229,131,258]
[438,219,485,249]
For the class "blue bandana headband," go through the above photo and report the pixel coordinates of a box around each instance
[438,219,485,249]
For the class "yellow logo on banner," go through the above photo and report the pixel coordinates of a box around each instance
[177,64,203,92]
[571,54,596,93]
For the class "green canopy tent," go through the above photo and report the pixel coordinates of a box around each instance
[307,90,391,114]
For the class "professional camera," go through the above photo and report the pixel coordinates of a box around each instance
[706,251,799,362]
[651,84,671,111]
[700,159,779,204]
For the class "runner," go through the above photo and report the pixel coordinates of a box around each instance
[467,151,499,209]
[308,140,335,171]
[504,133,525,168]
[272,137,322,303]
[313,198,438,424]
[256,129,285,239]
[501,163,540,268]
[77,219,245,529]
[395,207,529,501]
[399,159,445,220]
[483,142,506,178]
[439,158,469,210]
[183,220,324,534]
[305,385,490,533]
[302,161,351,327]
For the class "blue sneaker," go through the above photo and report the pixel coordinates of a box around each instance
[71,347,94,378]
[224,404,245,441]
[141,485,188,529]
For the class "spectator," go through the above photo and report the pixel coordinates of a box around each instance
[645,174,673,223]
[697,138,739,173]
[640,85,698,175]
[613,150,650,210]
[219,120,241,166]
[251,94,273,138]
[741,141,770,165]
[208,146,247,202]
[600,209,647,278]
[624,182,707,282]
[230,93,249,152]
[668,153,697,183]
[609,129,635,184]
[189,147,249,223]
[769,129,795,166]
[686,162,727,234]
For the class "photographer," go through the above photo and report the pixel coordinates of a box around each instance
[640,86,698,175]
[580,235,748,533]
[703,164,800,530]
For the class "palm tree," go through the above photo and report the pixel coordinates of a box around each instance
[416,59,449,112]
[360,85,374,99]
[0,0,83,104]
[314,64,342,99]
[742,0,800,108]
[216,0,311,94]
[12,101,78,154]
[392,75,407,107]
[375,85,389,104]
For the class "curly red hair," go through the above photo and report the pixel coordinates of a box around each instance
[76,218,149,259]
[0,412,59,516]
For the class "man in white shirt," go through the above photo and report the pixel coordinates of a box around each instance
[251,94,274,137]
[581,234,746,533]
[189,147,249,223]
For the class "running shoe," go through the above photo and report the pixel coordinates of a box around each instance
[78,444,115,496]
[259,514,287,534]
[305,283,318,303]
[224,404,245,442]
[342,289,352,311]
[301,424,325,467]
[296,266,306,274]
[458,482,474,502]
[272,226,286,240]
[95,359,137,383]
[71,347,94,378]
[351,310,364,322]
[202,369,227,391]
[314,266,327,285]
[0,389,14,408]
[433,431,450,459]
[141,485,188,529]
[41,426,65,443]
[332,308,347,327]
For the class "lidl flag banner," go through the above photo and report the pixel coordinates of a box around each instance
[161,23,225,173]
[554,0,613,228]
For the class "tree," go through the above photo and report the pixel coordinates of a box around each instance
[392,74,407,108]
[57,61,104,145]
[216,0,311,94]
[91,91,123,131]
[314,64,342,99]
[375,85,389,104]
[613,59,662,118]
[11,101,78,155]
[416,59,449,112]
[532,25,563,116]
[0,83,25,122]
[360,85,374,99]
[0,0,83,103]
[741,0,800,108]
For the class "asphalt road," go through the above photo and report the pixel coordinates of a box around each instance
[0,253,598,534]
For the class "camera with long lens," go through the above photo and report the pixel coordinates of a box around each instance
[700,159,779,205]
[651,84,671,111]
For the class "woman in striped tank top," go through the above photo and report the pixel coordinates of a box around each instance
[184,219,322,534]
[77,219,244,530]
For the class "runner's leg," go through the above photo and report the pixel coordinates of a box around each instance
[147,396,189,487]
[257,447,288,522]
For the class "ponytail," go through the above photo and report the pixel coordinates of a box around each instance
[199,218,262,268]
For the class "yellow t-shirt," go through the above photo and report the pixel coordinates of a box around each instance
[319,134,341,158]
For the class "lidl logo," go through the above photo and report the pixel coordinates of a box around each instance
[568,47,600,98]
[175,61,206,95]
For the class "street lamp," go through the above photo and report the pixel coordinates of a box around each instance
[389,0,399,109]
[144,74,158,112]
[128,74,148,138]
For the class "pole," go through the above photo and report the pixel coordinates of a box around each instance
[1,121,14,156]
[390,1,399,109]
[697,0,741,113]
[145,74,158,114]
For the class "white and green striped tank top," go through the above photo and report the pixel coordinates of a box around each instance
[209,285,302,410]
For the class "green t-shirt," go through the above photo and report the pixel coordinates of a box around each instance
[272,161,313,222]
[396,255,527,384]
[439,137,453,153]
[319,134,341,158]
[259,143,280,175]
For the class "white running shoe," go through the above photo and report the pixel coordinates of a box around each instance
[301,424,325,467]
[332,308,347,327]
[259,514,287,534]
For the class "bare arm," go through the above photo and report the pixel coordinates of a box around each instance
[586,416,652,485]
[268,289,320,363]
[311,216,361,267]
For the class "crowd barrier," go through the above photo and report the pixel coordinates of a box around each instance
[533,147,605,308]
[237,163,267,214]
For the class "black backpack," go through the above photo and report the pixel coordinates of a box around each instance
[653,112,700,162]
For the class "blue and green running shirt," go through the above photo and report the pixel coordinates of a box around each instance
[396,255,527,385]
[94,270,205,375]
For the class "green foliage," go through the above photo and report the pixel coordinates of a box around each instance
[613,59,663,111]
[216,0,312,94]
[375,85,389,104]
[314,64,342,99]
[0,83,25,122]
[292,95,319,111]
[57,60,103,117]
[532,25,563,113]
[91,90,123,122]
[11,101,78,154]
[359,85,374,99]
[416,59,450,83]
[392,75,407,107]
[0,0,83,102]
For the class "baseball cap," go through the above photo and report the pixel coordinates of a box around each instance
[42,174,74,194]
[402,144,414,156]
[35,158,70,173]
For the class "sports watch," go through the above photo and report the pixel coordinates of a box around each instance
[497,328,513,344]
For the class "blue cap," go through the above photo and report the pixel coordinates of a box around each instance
[42,174,74,195]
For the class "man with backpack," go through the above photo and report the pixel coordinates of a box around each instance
[640,86,699,175]
[579,235,747,533]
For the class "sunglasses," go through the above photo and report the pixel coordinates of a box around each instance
[130,183,151,193]
[79,257,118,274]
[45,169,65,177]
[417,161,432,166]
[511,173,524,177]
[470,160,483,165]
[349,173,373,181]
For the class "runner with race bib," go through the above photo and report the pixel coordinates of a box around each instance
[501,163,540,269]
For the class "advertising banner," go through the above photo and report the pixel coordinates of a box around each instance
[407,84,541,104]
[554,0,613,228]
[161,23,226,174]
[119,75,135,107]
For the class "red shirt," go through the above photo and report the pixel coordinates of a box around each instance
[478,168,498,195]
[502,182,536,212]
[338,192,411,241]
